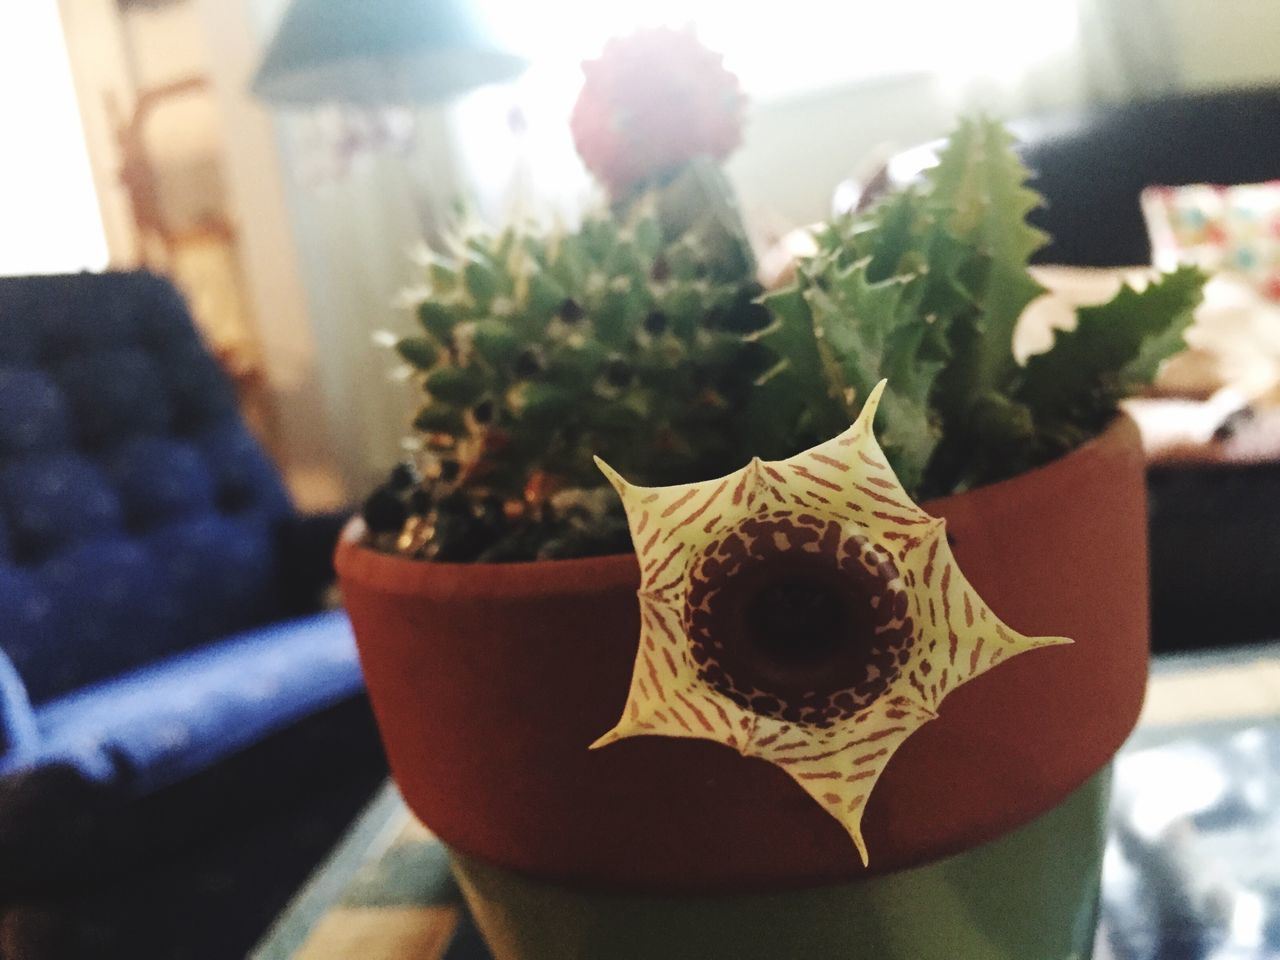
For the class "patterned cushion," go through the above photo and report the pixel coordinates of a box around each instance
[0,272,296,703]
[1143,181,1280,301]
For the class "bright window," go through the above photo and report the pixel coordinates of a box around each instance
[0,3,108,276]
[480,0,1081,101]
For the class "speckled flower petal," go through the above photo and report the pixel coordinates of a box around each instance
[593,380,1069,864]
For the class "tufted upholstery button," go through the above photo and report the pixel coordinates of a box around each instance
[0,368,73,454]
[163,340,238,435]
[0,454,124,558]
[147,517,276,648]
[199,423,292,520]
[105,436,216,529]
[58,349,173,447]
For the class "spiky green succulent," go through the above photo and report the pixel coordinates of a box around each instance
[396,208,770,506]
[752,116,1206,499]
[369,115,1206,561]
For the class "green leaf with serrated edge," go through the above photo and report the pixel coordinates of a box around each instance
[915,225,981,325]
[804,263,944,492]
[860,191,923,282]
[1017,265,1206,423]
[755,285,844,437]
[1120,266,1208,385]
[926,117,1048,396]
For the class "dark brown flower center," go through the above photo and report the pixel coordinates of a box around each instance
[684,513,915,727]
[746,575,861,681]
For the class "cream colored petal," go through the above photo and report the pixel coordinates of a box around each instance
[891,522,1071,713]
[771,380,935,539]
[590,598,756,750]
[591,680,757,752]
[595,455,761,598]
[745,696,937,866]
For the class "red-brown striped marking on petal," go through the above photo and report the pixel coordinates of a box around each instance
[591,380,1069,865]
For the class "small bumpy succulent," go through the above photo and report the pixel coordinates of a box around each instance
[364,209,773,562]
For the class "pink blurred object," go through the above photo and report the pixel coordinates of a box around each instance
[570,27,745,200]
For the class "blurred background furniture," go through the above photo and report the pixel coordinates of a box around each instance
[869,87,1280,268]
[0,271,385,958]
[1013,87,1280,268]
[1013,87,1280,653]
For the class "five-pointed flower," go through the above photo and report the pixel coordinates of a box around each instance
[593,380,1070,865]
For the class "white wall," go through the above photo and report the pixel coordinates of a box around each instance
[1168,0,1280,90]
[730,0,1280,231]
[0,3,107,275]
[727,74,955,236]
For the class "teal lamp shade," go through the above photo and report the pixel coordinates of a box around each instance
[252,0,527,105]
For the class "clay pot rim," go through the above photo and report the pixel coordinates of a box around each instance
[336,414,1136,599]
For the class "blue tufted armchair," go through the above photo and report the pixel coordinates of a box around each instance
[0,272,366,886]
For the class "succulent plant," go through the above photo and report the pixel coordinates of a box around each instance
[370,206,774,561]
[752,116,1207,499]
[364,111,1206,562]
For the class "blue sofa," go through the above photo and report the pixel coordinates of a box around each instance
[0,271,367,883]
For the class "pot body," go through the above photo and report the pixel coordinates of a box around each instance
[452,768,1109,960]
[337,416,1148,950]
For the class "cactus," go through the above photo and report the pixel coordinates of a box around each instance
[364,116,1207,561]
[753,117,1206,500]
[371,207,773,561]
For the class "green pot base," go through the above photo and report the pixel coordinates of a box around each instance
[450,768,1109,960]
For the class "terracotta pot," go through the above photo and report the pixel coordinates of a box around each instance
[337,416,1148,956]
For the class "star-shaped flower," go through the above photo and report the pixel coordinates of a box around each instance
[593,380,1069,864]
